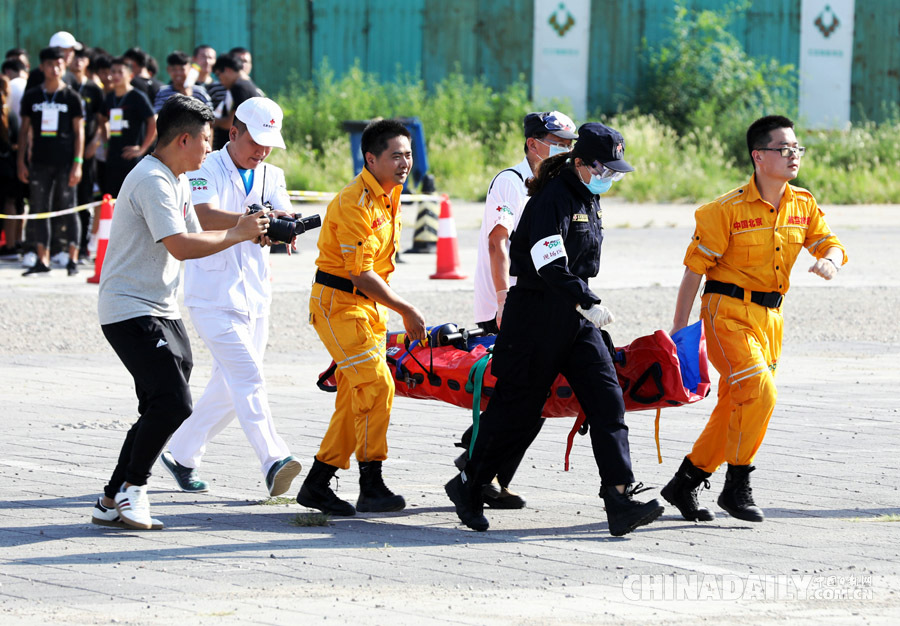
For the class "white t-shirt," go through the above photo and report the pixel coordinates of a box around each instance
[473,157,535,323]
[98,155,201,325]
[8,76,26,124]
[183,145,292,317]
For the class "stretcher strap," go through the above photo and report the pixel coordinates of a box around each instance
[465,353,493,459]
[654,408,663,464]
[564,411,587,472]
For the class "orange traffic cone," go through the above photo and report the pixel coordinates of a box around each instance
[430,194,466,280]
[87,194,114,284]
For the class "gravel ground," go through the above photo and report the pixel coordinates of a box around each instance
[1,200,896,358]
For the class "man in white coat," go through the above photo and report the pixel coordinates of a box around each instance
[160,97,302,497]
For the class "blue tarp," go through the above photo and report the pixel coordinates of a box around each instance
[671,321,703,393]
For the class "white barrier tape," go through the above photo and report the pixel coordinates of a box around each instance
[0,200,103,220]
[287,190,444,203]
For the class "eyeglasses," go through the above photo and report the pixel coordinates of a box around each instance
[757,146,806,158]
[536,139,571,152]
[588,162,627,181]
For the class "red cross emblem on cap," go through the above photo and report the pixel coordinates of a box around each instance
[270,119,276,125]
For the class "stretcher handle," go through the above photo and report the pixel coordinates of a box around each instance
[629,362,665,405]
[403,335,441,386]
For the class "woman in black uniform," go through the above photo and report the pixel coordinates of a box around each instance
[445,123,664,536]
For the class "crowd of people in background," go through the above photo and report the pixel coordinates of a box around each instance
[0,30,264,275]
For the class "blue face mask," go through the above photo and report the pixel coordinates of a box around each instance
[583,174,613,195]
[548,144,570,157]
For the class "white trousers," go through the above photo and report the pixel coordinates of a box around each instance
[168,307,290,477]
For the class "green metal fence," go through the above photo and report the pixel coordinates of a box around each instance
[1,0,896,122]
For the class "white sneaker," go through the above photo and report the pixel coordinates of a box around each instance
[91,498,163,530]
[22,251,37,268]
[114,484,153,529]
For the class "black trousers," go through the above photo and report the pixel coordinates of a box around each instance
[101,316,194,498]
[462,317,519,487]
[26,163,79,249]
[465,288,635,493]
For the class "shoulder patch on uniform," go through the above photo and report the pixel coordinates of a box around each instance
[790,184,815,201]
[716,187,746,206]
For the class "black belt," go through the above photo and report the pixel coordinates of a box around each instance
[704,280,783,308]
[315,270,368,299]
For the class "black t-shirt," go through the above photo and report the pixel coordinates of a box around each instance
[131,76,164,104]
[102,89,154,165]
[213,78,262,150]
[20,84,84,166]
[76,79,105,143]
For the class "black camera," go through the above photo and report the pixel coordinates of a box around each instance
[247,203,321,244]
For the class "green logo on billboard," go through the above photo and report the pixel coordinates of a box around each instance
[549,2,575,37]
[814,4,840,38]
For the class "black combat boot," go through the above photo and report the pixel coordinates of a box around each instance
[661,457,716,521]
[296,457,356,516]
[356,461,406,513]
[445,472,489,531]
[717,464,765,522]
[600,483,665,537]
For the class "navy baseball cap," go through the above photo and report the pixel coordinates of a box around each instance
[572,123,635,172]
[523,111,578,140]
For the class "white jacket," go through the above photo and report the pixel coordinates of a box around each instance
[183,145,292,317]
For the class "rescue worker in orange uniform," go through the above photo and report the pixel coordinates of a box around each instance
[662,115,846,523]
[297,119,427,516]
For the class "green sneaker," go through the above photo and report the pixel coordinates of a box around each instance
[265,456,302,497]
[159,451,209,493]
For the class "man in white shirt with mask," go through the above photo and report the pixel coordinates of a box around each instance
[461,111,577,509]
[161,97,302,498]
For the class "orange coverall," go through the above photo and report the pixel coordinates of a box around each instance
[309,167,403,469]
[682,174,847,473]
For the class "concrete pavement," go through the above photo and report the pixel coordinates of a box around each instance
[1,200,899,625]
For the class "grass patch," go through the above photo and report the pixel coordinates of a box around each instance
[272,58,900,204]
[257,496,297,506]
[290,512,332,527]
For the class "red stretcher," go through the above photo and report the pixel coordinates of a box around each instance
[317,322,711,469]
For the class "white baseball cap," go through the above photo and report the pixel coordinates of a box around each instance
[48,31,81,50]
[234,97,286,149]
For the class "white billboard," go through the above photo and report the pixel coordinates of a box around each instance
[532,0,591,120]
[799,0,856,129]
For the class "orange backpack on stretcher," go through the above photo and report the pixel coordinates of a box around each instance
[317,322,710,469]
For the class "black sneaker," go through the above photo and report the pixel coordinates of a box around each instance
[159,451,209,493]
[67,260,79,276]
[23,262,51,276]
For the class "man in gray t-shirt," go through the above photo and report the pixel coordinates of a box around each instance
[98,155,201,324]
[91,95,269,532]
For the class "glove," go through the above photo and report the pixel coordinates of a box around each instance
[576,303,614,328]
[496,289,508,327]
